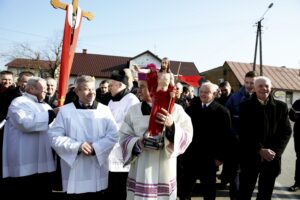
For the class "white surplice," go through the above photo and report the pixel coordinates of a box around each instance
[3,93,56,178]
[48,103,118,194]
[108,93,140,172]
[119,103,193,200]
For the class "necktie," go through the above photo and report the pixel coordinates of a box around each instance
[203,104,207,109]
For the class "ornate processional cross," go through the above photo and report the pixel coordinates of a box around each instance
[51,0,94,21]
[50,0,93,106]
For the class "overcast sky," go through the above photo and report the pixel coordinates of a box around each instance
[0,0,300,72]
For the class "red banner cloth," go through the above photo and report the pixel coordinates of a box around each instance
[178,75,202,87]
[57,5,82,106]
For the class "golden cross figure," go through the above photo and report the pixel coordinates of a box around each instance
[51,0,94,21]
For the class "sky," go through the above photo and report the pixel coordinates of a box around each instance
[0,0,300,73]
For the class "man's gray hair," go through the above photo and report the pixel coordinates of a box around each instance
[201,81,219,93]
[176,82,183,89]
[25,77,46,90]
[254,76,272,87]
[75,75,95,88]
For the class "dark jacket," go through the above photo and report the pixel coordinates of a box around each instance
[289,99,300,137]
[95,90,111,106]
[225,86,251,137]
[185,97,231,162]
[239,93,292,158]
[44,92,58,108]
[0,86,21,121]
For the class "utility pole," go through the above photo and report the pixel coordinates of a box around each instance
[253,3,273,75]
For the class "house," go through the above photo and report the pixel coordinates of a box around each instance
[5,50,199,87]
[69,50,199,86]
[4,58,55,80]
[201,61,300,105]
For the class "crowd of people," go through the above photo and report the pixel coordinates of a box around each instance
[0,57,299,200]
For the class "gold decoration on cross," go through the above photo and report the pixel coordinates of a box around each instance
[51,0,94,21]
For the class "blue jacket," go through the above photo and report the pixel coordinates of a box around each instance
[225,86,251,136]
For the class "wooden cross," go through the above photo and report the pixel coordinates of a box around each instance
[51,0,94,21]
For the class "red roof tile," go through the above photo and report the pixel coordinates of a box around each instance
[226,61,300,91]
[71,52,199,78]
[5,58,54,69]
[71,53,130,77]
[5,51,199,79]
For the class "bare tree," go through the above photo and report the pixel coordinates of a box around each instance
[1,32,63,78]
[43,32,63,78]
[1,42,40,61]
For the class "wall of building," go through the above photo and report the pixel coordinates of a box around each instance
[293,92,300,103]
[7,67,39,82]
[129,53,161,80]
[69,76,107,89]
[200,65,241,92]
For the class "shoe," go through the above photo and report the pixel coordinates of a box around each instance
[288,183,300,192]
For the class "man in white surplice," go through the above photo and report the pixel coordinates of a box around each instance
[2,77,57,199]
[119,79,193,200]
[106,69,140,200]
[48,75,118,199]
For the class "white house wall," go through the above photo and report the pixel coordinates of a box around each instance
[293,92,300,103]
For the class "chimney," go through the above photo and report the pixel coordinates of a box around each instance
[82,49,87,54]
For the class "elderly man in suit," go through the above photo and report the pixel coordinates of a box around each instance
[238,76,292,200]
[180,81,231,200]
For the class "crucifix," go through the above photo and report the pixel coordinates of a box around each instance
[51,0,93,21]
[51,0,93,106]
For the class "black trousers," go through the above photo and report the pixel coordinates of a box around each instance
[105,171,128,200]
[238,157,280,200]
[220,137,240,199]
[5,172,54,199]
[294,134,300,184]
[180,157,217,200]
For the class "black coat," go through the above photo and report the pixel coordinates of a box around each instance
[0,86,21,121]
[185,97,231,162]
[44,92,58,108]
[289,99,300,153]
[290,99,300,134]
[239,93,292,158]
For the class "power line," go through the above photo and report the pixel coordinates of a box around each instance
[0,27,49,39]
